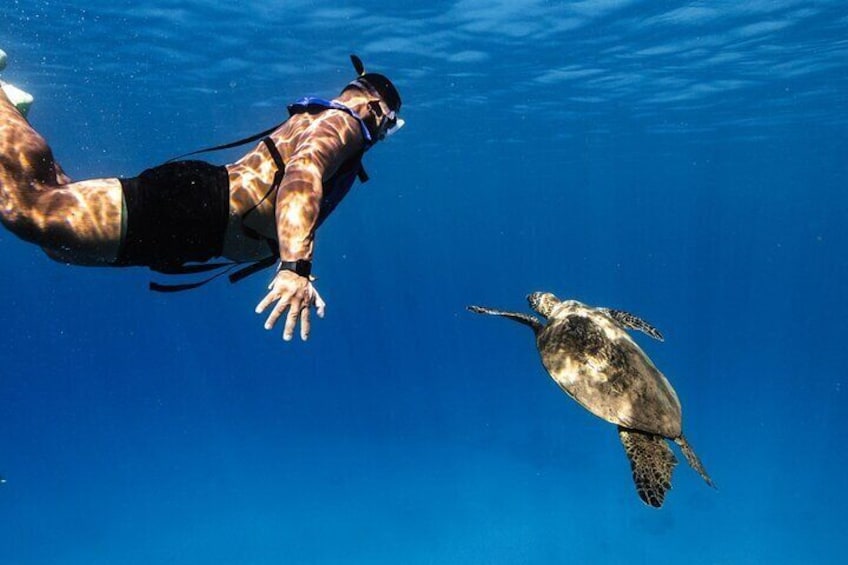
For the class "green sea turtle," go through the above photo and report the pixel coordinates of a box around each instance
[468,292,714,507]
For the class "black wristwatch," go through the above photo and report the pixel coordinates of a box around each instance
[278,259,312,277]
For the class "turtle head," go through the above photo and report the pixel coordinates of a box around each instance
[527,292,560,318]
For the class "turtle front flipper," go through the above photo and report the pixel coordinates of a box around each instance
[467,305,542,333]
[603,309,664,342]
[618,427,678,508]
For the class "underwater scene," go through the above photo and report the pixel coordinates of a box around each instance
[1,1,846,563]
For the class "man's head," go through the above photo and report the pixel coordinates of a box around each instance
[341,55,403,141]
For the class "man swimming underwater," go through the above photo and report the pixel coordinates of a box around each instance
[0,52,403,342]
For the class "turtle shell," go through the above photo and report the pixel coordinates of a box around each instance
[536,301,682,438]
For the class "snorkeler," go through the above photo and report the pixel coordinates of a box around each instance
[0,53,403,341]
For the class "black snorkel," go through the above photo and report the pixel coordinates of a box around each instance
[351,54,366,76]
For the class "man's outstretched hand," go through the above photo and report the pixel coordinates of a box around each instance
[256,268,326,341]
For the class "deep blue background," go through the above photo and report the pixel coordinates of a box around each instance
[1,1,846,563]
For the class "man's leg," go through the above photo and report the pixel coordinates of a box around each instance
[0,81,123,265]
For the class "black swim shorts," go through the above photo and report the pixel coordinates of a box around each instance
[116,160,230,271]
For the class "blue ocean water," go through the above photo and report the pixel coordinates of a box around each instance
[1,1,846,563]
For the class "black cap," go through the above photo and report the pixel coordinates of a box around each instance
[359,73,401,112]
[343,55,402,112]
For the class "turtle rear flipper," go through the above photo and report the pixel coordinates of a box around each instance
[674,435,714,488]
[618,427,678,508]
[467,305,542,333]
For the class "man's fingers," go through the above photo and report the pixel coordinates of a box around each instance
[264,289,295,330]
[255,289,278,314]
[313,287,327,318]
[283,298,302,341]
[300,305,311,341]
[255,294,271,314]
[264,303,286,331]
[257,274,325,342]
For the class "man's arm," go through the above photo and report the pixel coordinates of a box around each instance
[273,157,323,264]
[255,113,362,341]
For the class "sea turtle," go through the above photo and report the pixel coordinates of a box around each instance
[468,292,713,507]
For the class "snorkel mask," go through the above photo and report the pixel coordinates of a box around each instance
[344,55,404,140]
